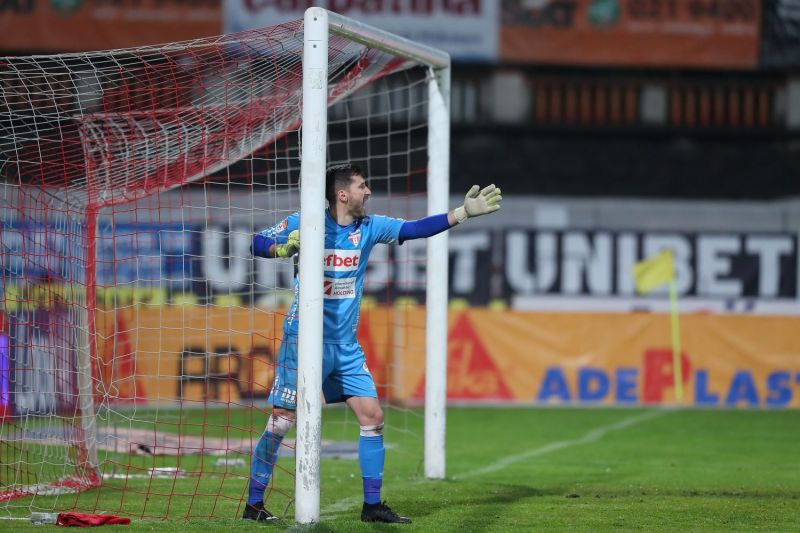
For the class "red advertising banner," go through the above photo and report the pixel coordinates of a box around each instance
[501,0,762,69]
[0,0,221,53]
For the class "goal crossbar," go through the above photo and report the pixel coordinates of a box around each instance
[327,11,450,69]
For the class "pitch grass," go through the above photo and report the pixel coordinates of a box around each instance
[2,407,799,532]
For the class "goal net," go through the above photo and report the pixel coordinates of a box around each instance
[0,11,449,522]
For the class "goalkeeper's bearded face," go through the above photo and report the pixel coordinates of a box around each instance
[345,174,371,218]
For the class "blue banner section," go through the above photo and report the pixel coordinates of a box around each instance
[95,222,197,287]
[1,221,201,304]
[2,220,85,284]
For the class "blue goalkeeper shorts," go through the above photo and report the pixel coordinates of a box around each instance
[268,334,377,409]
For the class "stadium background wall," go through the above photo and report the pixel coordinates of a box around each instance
[4,191,800,409]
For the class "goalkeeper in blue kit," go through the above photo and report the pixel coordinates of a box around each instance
[244,163,501,523]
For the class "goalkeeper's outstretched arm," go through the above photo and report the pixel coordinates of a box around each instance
[399,184,502,243]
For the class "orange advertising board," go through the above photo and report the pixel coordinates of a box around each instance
[397,309,800,408]
[501,0,762,69]
[94,306,282,404]
[92,304,401,405]
[96,305,800,409]
[0,0,221,53]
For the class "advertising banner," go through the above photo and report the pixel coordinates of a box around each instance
[2,222,798,314]
[501,0,762,69]
[224,0,499,62]
[92,306,800,408]
[500,228,799,314]
[394,309,800,408]
[0,0,221,53]
[92,307,282,404]
[91,305,396,405]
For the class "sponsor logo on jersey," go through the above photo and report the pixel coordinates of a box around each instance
[323,249,361,271]
[348,228,362,246]
[323,277,357,299]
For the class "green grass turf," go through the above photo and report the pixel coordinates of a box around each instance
[2,407,799,532]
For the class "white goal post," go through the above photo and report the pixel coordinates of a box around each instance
[297,8,451,523]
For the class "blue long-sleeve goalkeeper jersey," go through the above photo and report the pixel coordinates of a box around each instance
[255,210,405,344]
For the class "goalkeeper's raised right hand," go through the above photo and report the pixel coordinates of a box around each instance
[453,184,502,224]
[275,230,300,258]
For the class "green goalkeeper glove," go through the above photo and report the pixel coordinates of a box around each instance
[275,230,300,258]
[453,184,502,224]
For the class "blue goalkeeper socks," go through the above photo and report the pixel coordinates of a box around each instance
[359,434,384,505]
[248,431,284,505]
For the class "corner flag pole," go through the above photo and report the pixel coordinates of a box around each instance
[632,249,684,403]
[668,278,683,402]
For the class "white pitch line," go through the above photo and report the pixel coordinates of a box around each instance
[454,409,667,480]
[321,409,666,517]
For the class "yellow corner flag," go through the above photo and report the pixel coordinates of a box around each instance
[632,249,684,402]
[632,249,674,294]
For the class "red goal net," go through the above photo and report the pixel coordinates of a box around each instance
[1,19,432,520]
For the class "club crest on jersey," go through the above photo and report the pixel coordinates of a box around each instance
[267,218,288,237]
[348,228,362,246]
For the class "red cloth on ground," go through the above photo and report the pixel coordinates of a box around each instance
[57,513,131,526]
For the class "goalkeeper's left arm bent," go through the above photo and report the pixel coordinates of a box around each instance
[252,229,300,258]
[398,184,502,243]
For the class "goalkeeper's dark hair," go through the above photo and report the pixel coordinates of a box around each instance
[325,163,363,205]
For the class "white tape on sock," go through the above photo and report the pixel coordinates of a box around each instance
[266,414,294,436]
[360,423,384,437]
